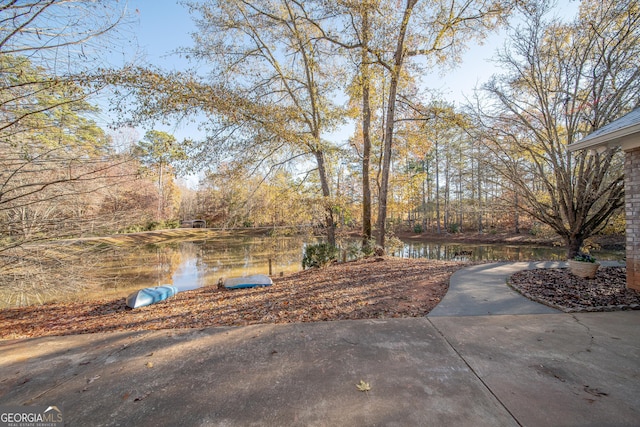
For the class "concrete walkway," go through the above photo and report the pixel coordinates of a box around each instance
[428,261,564,316]
[1,262,638,426]
[429,260,625,316]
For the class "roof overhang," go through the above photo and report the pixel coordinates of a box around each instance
[568,108,640,152]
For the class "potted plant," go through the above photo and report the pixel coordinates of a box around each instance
[568,252,600,279]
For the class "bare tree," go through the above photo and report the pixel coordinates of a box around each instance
[0,1,141,305]
[286,0,513,249]
[0,0,138,242]
[471,0,639,257]
[0,0,132,136]
[110,0,347,245]
[372,0,512,249]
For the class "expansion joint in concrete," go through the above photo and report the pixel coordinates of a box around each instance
[426,318,523,427]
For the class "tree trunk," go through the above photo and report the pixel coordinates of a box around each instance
[361,6,372,249]
[514,190,520,234]
[458,146,463,231]
[444,149,450,231]
[421,159,427,231]
[566,234,584,260]
[314,150,336,247]
[435,137,441,234]
[376,0,418,250]
[158,162,164,221]
[477,154,483,233]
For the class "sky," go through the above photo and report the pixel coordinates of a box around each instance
[101,0,581,158]
[126,1,196,70]
[96,1,199,140]
[118,0,499,123]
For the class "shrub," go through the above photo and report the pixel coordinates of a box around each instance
[341,238,376,260]
[302,242,338,269]
[361,238,376,257]
[385,234,404,255]
[413,223,423,234]
[344,241,363,260]
[164,219,180,229]
[120,224,145,233]
[574,252,596,263]
[146,220,161,230]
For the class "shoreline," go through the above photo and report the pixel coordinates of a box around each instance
[33,226,625,251]
[381,230,624,251]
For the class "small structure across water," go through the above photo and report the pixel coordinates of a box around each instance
[181,219,207,228]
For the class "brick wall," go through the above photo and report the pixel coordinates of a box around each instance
[625,147,640,290]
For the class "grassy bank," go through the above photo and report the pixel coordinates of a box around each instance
[64,227,279,247]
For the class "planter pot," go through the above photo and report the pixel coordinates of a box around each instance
[568,260,600,279]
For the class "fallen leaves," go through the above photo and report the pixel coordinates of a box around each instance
[82,375,101,391]
[0,257,464,340]
[509,267,640,312]
[356,380,371,392]
[133,391,152,402]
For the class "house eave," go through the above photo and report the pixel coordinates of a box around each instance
[568,123,640,152]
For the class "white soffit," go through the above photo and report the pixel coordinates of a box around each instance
[568,107,640,152]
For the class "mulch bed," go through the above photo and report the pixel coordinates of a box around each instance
[509,266,640,312]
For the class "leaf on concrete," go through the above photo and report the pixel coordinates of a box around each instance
[87,375,100,384]
[356,379,371,392]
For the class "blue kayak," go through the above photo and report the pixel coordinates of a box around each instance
[126,285,178,309]
[223,274,273,289]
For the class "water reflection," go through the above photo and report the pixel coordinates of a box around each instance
[394,242,571,262]
[125,237,623,296]
[396,242,566,261]
[0,234,624,307]
[411,241,621,262]
[103,237,304,291]
[170,246,205,291]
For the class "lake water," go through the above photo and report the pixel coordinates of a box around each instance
[97,235,623,295]
[92,235,310,298]
[0,234,625,307]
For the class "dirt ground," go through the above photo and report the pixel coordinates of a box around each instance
[0,257,463,340]
[1,232,634,341]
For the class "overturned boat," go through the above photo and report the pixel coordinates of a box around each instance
[223,274,273,290]
[126,285,179,309]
